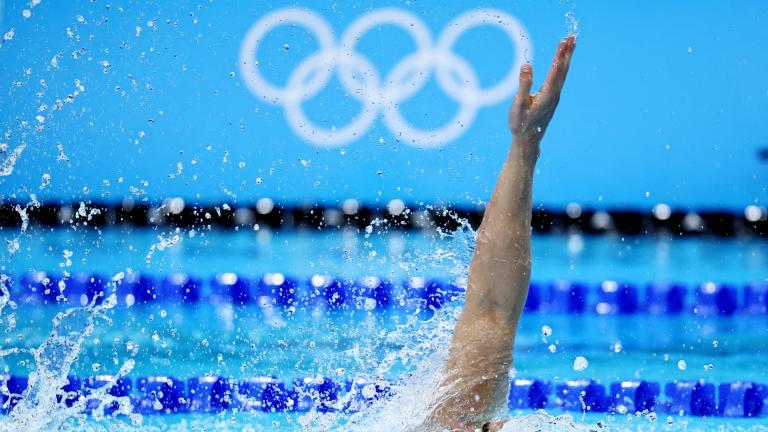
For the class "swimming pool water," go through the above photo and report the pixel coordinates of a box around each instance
[1,228,766,430]
[5,227,766,283]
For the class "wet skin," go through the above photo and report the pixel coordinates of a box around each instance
[428,35,576,431]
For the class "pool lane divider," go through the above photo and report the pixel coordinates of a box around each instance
[0,200,765,237]
[0,375,765,418]
[9,272,768,316]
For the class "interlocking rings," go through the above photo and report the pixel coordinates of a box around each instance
[239,7,532,148]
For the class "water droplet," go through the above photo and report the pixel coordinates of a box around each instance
[565,11,579,37]
[677,359,687,370]
[541,325,552,337]
[22,9,32,18]
[40,173,51,190]
[573,356,588,371]
[283,43,290,50]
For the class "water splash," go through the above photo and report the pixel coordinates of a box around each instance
[0,275,16,325]
[294,217,596,432]
[0,141,26,176]
[561,0,580,37]
[0,278,136,432]
[398,210,476,282]
[3,195,40,261]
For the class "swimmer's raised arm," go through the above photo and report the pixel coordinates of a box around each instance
[469,36,575,328]
[430,36,575,430]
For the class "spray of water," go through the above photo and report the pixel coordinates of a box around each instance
[560,0,580,37]
[292,218,595,432]
[0,277,137,432]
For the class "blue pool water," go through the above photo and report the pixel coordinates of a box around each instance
[0,228,766,430]
[1,1,768,430]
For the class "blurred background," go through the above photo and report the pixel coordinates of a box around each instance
[1,0,766,210]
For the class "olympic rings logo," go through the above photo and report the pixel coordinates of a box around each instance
[239,8,532,148]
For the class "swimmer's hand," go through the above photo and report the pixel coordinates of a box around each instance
[508,35,575,143]
[430,35,576,431]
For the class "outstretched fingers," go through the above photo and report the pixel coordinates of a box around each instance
[513,63,534,109]
[540,38,567,95]
[552,36,575,95]
[540,36,576,101]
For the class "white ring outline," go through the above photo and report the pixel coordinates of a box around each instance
[436,8,532,106]
[338,8,433,104]
[383,51,481,148]
[238,7,533,148]
[283,51,381,145]
[238,8,336,104]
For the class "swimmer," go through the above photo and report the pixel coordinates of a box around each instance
[428,35,576,431]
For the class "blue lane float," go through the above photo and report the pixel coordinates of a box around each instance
[292,377,341,413]
[508,379,551,410]
[258,273,299,307]
[744,282,768,314]
[694,283,739,316]
[353,276,393,309]
[645,282,687,314]
[124,273,156,305]
[608,381,660,414]
[594,281,639,315]
[718,382,766,417]
[135,375,188,414]
[540,281,588,314]
[664,381,717,416]
[210,273,249,305]
[1,375,765,418]
[1,376,28,413]
[554,380,610,412]
[163,273,202,304]
[8,273,768,315]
